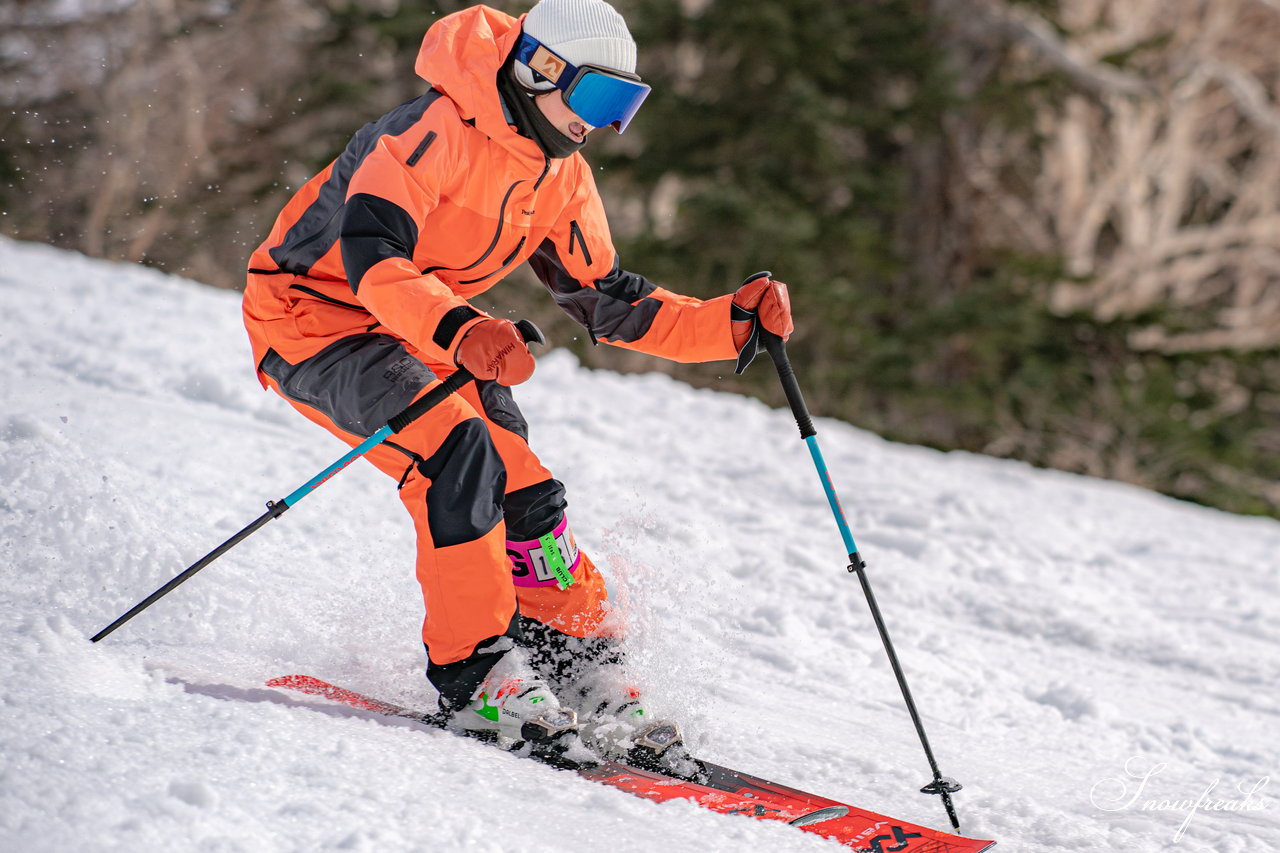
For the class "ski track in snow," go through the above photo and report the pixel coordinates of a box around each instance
[1,236,1277,852]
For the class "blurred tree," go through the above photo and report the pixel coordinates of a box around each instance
[581,0,952,407]
[917,0,1280,514]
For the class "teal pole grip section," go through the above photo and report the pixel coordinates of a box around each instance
[282,425,394,507]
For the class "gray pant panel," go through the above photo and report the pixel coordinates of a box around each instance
[260,334,435,437]
[475,379,529,441]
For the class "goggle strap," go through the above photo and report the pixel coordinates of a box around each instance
[514,33,579,88]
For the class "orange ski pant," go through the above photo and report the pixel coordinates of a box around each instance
[260,362,615,668]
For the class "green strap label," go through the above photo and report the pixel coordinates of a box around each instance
[538,532,574,590]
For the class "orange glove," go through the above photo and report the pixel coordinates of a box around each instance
[731,272,793,351]
[455,318,536,385]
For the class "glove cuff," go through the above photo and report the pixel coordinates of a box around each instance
[450,315,497,367]
[732,271,772,374]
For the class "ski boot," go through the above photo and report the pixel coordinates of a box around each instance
[571,665,704,780]
[455,650,585,764]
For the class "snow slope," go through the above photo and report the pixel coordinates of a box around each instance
[1,236,1276,852]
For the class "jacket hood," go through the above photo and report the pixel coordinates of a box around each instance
[415,6,536,157]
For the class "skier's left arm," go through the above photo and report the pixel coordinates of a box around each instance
[529,162,792,364]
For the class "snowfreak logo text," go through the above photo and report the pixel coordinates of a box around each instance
[1090,756,1270,843]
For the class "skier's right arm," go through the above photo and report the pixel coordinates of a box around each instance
[338,126,488,366]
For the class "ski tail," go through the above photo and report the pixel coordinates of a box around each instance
[265,674,444,725]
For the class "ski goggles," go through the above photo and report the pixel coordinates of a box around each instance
[513,32,651,133]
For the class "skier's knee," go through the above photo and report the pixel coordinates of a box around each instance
[416,417,507,547]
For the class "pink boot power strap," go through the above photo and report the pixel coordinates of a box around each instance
[507,516,581,588]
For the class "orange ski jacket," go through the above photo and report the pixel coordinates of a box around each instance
[244,5,738,381]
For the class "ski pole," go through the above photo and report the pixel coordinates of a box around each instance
[742,319,964,832]
[90,320,545,643]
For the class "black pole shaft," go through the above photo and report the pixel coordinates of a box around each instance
[851,559,961,830]
[90,501,289,642]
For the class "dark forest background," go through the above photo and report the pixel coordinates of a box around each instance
[4,0,1278,517]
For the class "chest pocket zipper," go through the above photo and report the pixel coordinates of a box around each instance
[406,130,437,167]
[568,220,593,267]
[458,237,526,286]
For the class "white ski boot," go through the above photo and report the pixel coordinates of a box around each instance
[571,665,690,773]
[457,650,579,748]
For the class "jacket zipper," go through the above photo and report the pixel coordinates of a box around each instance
[426,158,551,284]
[459,237,526,286]
[421,180,520,277]
[287,283,365,312]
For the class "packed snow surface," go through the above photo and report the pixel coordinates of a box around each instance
[1,237,1276,852]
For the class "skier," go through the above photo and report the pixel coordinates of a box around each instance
[242,0,792,760]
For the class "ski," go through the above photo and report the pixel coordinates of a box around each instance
[266,674,995,852]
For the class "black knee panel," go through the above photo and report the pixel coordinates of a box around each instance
[417,418,507,547]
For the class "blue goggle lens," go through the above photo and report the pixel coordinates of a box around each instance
[565,69,651,133]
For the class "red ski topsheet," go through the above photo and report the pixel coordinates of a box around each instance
[577,758,994,852]
[266,675,994,852]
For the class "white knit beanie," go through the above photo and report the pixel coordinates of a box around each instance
[514,0,638,91]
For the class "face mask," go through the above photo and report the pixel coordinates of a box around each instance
[498,60,587,159]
